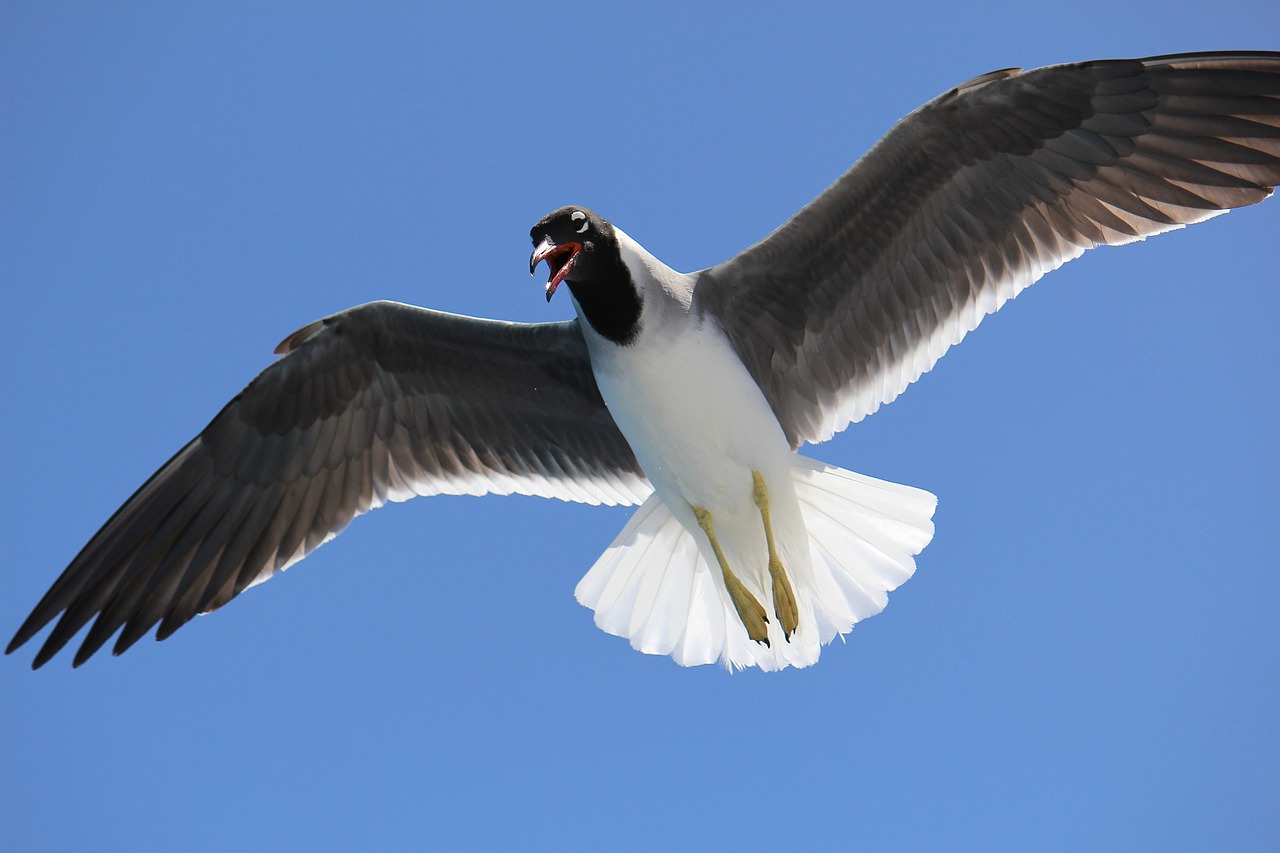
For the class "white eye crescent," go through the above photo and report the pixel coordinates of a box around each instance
[571,210,589,233]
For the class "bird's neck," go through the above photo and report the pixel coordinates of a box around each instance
[568,232,645,346]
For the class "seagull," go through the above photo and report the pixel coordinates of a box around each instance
[9,52,1280,671]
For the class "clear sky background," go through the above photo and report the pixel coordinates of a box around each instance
[3,3,1277,851]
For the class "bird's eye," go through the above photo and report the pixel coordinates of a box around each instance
[570,210,589,234]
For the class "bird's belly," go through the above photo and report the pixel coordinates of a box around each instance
[589,322,793,518]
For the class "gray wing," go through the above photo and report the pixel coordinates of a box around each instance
[8,300,649,668]
[693,52,1280,448]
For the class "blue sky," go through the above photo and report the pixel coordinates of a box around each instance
[3,3,1277,850]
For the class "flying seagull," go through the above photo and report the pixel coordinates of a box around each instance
[9,52,1280,671]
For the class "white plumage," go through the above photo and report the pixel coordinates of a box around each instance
[578,456,936,670]
[570,229,936,669]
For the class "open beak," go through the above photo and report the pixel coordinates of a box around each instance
[530,236,582,302]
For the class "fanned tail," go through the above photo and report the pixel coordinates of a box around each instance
[575,456,937,671]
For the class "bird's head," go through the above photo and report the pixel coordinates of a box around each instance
[529,206,613,302]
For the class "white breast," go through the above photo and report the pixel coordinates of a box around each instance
[586,316,790,512]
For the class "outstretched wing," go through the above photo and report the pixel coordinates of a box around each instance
[694,52,1280,448]
[9,300,649,667]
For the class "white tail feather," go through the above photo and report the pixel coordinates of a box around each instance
[575,456,937,671]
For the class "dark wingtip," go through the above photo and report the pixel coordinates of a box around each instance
[31,643,58,670]
[8,622,52,667]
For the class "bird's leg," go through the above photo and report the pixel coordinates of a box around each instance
[752,472,799,641]
[692,505,770,646]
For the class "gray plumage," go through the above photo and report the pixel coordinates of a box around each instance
[698,53,1280,446]
[10,303,647,667]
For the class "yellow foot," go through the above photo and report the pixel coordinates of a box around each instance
[769,559,799,641]
[753,472,800,641]
[692,505,771,646]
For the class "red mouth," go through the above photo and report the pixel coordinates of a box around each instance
[530,239,582,302]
